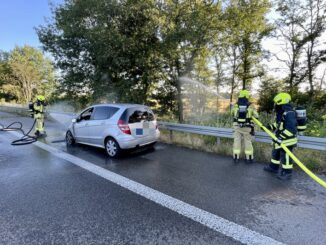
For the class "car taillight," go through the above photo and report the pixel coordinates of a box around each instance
[118,120,131,135]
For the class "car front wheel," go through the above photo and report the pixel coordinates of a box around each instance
[105,138,121,158]
[66,131,75,146]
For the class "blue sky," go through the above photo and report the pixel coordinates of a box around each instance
[0,0,63,52]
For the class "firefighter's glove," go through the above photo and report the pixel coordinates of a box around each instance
[273,138,282,145]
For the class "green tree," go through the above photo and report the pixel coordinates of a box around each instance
[159,0,222,122]
[257,78,284,112]
[274,0,310,94]
[190,47,215,116]
[0,46,56,103]
[300,0,326,95]
[37,0,162,106]
[225,0,272,90]
[0,51,11,101]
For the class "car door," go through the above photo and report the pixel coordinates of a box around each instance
[87,106,119,146]
[73,107,94,144]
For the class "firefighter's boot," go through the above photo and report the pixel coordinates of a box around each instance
[233,154,239,164]
[264,163,279,174]
[35,130,40,137]
[277,169,292,180]
[245,155,254,164]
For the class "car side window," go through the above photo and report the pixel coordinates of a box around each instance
[92,106,119,120]
[79,107,93,121]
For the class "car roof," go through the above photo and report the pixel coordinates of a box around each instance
[92,103,148,109]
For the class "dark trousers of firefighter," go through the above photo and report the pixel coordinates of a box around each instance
[233,126,253,160]
[34,113,45,133]
[270,144,294,170]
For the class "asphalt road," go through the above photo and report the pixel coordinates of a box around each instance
[1,111,326,244]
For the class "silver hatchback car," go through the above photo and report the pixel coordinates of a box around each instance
[65,104,160,157]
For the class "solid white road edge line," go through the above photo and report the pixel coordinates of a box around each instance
[9,131,283,245]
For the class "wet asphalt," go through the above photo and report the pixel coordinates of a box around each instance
[0,111,326,245]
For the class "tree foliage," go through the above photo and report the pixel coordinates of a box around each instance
[0,46,56,103]
[37,0,162,105]
[224,0,272,90]
[257,78,284,112]
[157,0,222,121]
[37,0,224,121]
[274,0,326,95]
[35,0,325,121]
[300,0,326,94]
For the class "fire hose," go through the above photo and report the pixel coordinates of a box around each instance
[0,120,37,145]
[252,117,326,188]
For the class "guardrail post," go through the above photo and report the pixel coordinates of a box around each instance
[216,137,221,145]
[169,130,173,141]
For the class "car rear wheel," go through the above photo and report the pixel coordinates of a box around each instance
[66,131,75,146]
[105,137,121,158]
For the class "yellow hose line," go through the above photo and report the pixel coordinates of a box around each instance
[251,117,326,189]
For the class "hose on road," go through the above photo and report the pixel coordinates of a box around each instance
[252,117,326,189]
[0,120,37,145]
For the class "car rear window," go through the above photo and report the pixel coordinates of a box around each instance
[92,106,119,120]
[120,107,155,123]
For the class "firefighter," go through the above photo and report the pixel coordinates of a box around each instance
[33,95,47,137]
[232,90,259,163]
[263,92,297,180]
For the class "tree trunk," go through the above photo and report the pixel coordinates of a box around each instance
[230,47,237,108]
[307,44,314,95]
[242,40,250,90]
[175,59,184,123]
[289,49,296,96]
[214,55,221,110]
[242,62,247,90]
[242,51,247,90]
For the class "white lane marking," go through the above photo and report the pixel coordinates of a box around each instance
[9,131,283,245]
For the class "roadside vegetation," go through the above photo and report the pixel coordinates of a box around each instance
[160,130,326,173]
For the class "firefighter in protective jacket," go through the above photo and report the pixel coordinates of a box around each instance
[232,90,259,163]
[32,95,47,136]
[263,92,297,180]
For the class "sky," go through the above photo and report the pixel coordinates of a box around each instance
[0,0,63,52]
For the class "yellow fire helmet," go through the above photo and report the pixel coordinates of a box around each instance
[273,92,291,105]
[238,89,250,99]
[36,95,45,101]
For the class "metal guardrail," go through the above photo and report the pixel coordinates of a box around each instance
[159,121,326,151]
[0,105,76,118]
[0,105,31,116]
[1,105,325,151]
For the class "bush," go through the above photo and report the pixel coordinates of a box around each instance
[257,79,284,112]
[305,119,326,137]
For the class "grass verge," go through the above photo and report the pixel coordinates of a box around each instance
[159,129,326,173]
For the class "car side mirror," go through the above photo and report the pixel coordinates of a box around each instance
[72,118,77,123]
